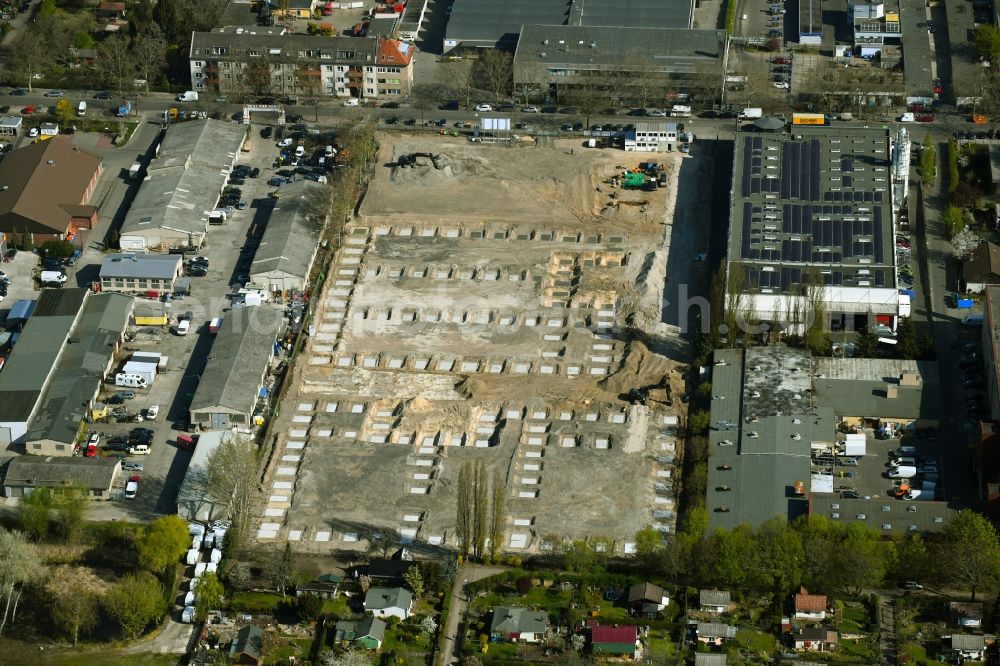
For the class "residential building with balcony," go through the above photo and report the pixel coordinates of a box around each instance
[189,29,413,100]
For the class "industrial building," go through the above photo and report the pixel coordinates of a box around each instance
[3,456,122,500]
[118,120,245,251]
[727,125,902,331]
[705,347,954,532]
[189,305,282,431]
[444,0,695,53]
[512,25,727,106]
[249,180,324,294]
[0,136,102,247]
[848,0,902,57]
[0,289,132,454]
[100,253,184,295]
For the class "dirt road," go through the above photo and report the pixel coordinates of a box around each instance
[439,564,505,666]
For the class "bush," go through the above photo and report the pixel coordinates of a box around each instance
[515,577,533,594]
[948,138,959,195]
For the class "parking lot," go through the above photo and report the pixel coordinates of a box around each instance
[59,121,290,518]
[812,431,944,502]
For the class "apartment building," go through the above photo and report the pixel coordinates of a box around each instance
[189,29,413,100]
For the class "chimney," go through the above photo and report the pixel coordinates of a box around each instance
[899,371,920,387]
[886,384,898,399]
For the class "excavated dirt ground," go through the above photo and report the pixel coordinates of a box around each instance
[260,134,689,554]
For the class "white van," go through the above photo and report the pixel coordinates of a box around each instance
[343,98,360,107]
[173,319,190,336]
[125,479,138,499]
[39,270,67,285]
[115,373,148,388]
[128,444,151,455]
[77,101,86,116]
[176,91,199,102]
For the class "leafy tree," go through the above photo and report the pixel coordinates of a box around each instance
[52,488,86,543]
[472,460,489,560]
[712,526,753,587]
[54,99,74,126]
[403,565,425,599]
[48,566,101,646]
[855,316,879,358]
[137,515,190,573]
[947,138,960,195]
[296,593,323,621]
[489,470,505,560]
[421,615,438,635]
[19,488,52,541]
[974,24,1000,64]
[103,572,166,639]
[754,518,804,596]
[896,317,928,359]
[688,410,710,435]
[634,527,663,567]
[837,523,889,596]
[194,572,224,621]
[940,509,1000,601]
[943,206,965,239]
[40,240,75,259]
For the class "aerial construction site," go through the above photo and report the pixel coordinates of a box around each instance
[258,133,692,554]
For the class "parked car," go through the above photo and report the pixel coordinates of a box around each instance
[125,475,140,499]
[44,90,64,98]
[521,106,539,113]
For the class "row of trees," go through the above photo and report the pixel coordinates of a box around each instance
[455,460,505,562]
[634,509,1000,602]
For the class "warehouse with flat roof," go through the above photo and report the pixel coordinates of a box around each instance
[444,0,695,53]
[190,306,282,431]
[100,253,183,294]
[3,456,122,499]
[727,125,901,331]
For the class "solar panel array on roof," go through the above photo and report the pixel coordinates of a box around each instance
[730,127,894,296]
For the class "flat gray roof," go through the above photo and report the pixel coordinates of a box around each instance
[0,289,88,422]
[899,0,932,97]
[446,0,694,48]
[706,347,824,530]
[190,306,282,417]
[251,181,323,281]
[808,495,956,532]
[514,24,724,72]
[100,253,182,280]
[813,357,940,419]
[728,126,895,298]
[176,430,230,521]
[120,120,245,239]
[27,294,133,445]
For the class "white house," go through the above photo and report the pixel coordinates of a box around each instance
[794,591,827,621]
[946,634,985,661]
[363,587,412,621]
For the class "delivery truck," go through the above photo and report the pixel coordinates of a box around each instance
[885,465,917,479]
[792,113,828,125]
[739,107,763,119]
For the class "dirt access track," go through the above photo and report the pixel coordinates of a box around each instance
[257,133,687,555]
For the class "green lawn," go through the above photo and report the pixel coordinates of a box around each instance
[472,585,574,615]
[322,595,351,618]
[647,635,676,659]
[838,638,877,663]
[229,590,286,612]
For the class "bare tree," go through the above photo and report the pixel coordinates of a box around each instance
[98,33,137,96]
[0,528,37,634]
[132,36,168,94]
[10,32,49,92]
[471,50,513,104]
[205,435,258,550]
[566,83,605,127]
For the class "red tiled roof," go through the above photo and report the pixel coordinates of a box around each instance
[795,594,827,612]
[592,625,637,644]
[376,38,413,66]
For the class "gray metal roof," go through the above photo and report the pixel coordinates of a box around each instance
[728,126,896,301]
[4,456,120,491]
[706,347,832,531]
[364,586,412,611]
[0,116,21,129]
[514,24,724,72]
[490,607,549,635]
[697,623,737,639]
[695,655,728,666]
[950,634,985,651]
[368,16,399,37]
[121,120,245,240]
[251,181,323,282]
[27,294,133,445]
[446,0,693,48]
[0,289,88,422]
[813,357,940,420]
[189,306,281,418]
[700,590,732,606]
[100,253,182,280]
